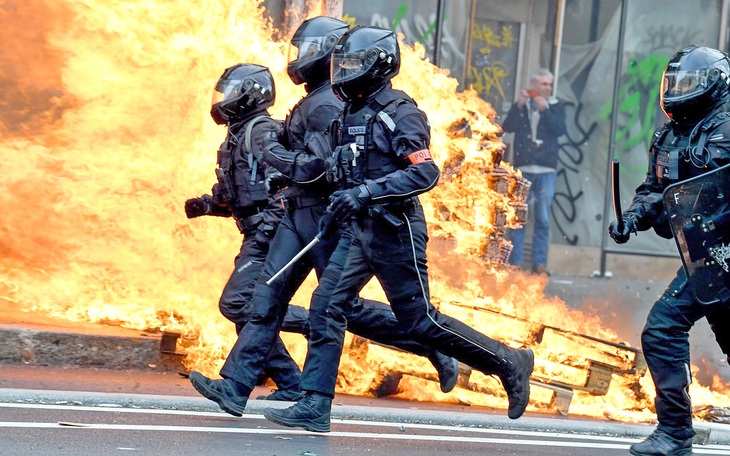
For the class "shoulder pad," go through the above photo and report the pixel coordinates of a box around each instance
[258,116,283,127]
[374,89,414,110]
[371,88,424,131]
[702,111,730,131]
[654,122,671,137]
[651,122,672,148]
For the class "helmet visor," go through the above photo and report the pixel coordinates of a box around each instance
[288,37,325,65]
[212,77,243,106]
[663,69,709,99]
[331,51,371,84]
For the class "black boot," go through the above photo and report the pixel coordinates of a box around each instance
[629,429,693,455]
[497,348,534,419]
[263,391,332,432]
[256,388,305,401]
[189,371,250,417]
[427,351,460,393]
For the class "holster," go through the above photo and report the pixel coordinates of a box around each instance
[235,212,264,233]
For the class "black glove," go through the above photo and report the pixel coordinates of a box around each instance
[265,170,289,195]
[329,184,371,222]
[608,214,638,244]
[185,196,211,218]
[185,194,230,218]
[317,209,340,239]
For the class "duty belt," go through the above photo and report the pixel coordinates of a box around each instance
[281,195,329,211]
[234,212,264,233]
[377,197,418,212]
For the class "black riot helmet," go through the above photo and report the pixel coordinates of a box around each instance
[330,26,400,102]
[288,16,350,87]
[210,64,275,125]
[660,45,730,125]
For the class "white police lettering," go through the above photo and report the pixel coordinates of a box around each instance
[348,126,366,135]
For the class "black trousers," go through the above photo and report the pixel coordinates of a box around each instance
[300,202,513,396]
[216,215,307,392]
[641,267,729,440]
[219,203,440,391]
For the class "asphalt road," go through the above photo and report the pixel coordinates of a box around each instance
[2,364,730,456]
[0,401,681,456]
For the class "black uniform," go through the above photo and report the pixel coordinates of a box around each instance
[297,83,528,399]
[263,26,531,434]
[215,115,308,338]
[194,109,313,393]
[616,110,730,440]
[219,81,451,391]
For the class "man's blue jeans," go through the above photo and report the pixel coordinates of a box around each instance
[508,170,557,268]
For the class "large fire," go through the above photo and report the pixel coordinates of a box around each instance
[1,0,728,425]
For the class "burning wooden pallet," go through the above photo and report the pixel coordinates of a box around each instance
[351,305,646,416]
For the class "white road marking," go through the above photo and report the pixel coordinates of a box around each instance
[0,402,631,442]
[2,403,730,454]
[0,421,634,450]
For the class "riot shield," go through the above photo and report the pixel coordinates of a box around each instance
[663,163,730,304]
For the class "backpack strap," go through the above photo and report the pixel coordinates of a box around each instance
[244,115,272,185]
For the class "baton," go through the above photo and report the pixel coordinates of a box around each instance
[265,210,337,286]
[611,158,624,232]
[265,233,322,285]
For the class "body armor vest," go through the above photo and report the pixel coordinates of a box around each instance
[653,111,730,186]
[215,116,274,210]
[331,90,412,189]
[280,84,342,199]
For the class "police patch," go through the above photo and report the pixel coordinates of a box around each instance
[348,126,367,135]
[407,149,433,164]
[656,151,670,167]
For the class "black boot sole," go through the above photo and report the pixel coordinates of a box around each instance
[629,447,693,456]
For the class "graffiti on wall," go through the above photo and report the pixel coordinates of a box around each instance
[468,21,519,117]
[599,25,699,152]
[552,103,595,245]
[598,55,666,150]
[551,22,701,248]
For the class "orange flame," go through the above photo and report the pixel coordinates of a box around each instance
[1,0,727,424]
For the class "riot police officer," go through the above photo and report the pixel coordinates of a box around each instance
[608,45,730,456]
[185,63,310,404]
[263,25,534,433]
[187,17,459,418]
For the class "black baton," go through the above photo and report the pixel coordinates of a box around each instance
[612,158,624,232]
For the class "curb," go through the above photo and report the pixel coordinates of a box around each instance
[0,324,180,371]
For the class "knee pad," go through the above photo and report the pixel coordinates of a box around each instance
[309,269,339,317]
[249,284,281,323]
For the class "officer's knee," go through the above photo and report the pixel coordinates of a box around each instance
[309,269,340,317]
[310,289,347,326]
[249,284,281,323]
[641,323,663,348]
[218,302,235,322]
[392,294,433,336]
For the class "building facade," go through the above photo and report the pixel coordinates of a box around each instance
[265,0,730,274]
